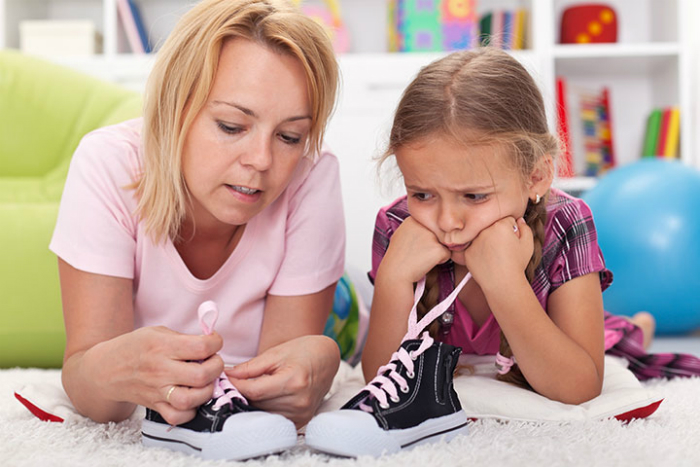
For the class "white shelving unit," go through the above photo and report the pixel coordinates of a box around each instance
[1,0,697,273]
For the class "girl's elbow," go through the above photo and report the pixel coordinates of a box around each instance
[557,377,603,405]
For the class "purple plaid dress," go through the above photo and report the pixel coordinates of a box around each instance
[369,188,700,381]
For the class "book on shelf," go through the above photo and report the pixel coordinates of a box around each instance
[643,107,680,158]
[556,77,574,177]
[556,77,616,177]
[478,9,529,50]
[387,0,477,52]
[116,0,150,54]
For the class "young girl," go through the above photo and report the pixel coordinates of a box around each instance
[50,0,343,458]
[306,47,699,458]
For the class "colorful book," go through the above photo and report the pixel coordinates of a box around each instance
[663,107,680,158]
[642,109,662,157]
[599,87,615,169]
[656,107,671,157]
[478,12,492,46]
[391,0,476,52]
[127,0,151,53]
[116,0,144,54]
[556,76,574,177]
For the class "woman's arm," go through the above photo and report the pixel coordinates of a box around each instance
[225,283,339,427]
[59,259,224,424]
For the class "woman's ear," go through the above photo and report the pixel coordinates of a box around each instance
[528,154,554,203]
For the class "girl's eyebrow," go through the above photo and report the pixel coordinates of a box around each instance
[405,183,493,192]
[211,100,311,122]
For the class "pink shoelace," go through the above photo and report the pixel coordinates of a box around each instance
[358,273,472,412]
[197,301,247,411]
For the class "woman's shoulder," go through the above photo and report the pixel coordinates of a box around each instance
[73,118,144,184]
[283,143,340,197]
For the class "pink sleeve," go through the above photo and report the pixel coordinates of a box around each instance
[49,129,139,279]
[268,151,346,296]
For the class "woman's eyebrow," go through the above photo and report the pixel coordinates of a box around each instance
[211,100,311,122]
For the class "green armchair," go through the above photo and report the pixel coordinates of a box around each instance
[0,50,141,367]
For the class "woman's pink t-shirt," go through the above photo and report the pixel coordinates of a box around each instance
[50,119,346,365]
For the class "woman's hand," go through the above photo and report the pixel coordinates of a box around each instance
[59,259,224,425]
[225,335,340,428]
[463,216,533,288]
[113,326,225,425]
[381,216,451,284]
[68,325,225,426]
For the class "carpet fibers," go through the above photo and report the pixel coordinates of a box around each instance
[2,368,700,467]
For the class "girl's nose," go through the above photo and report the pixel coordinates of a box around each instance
[240,133,273,171]
[438,203,465,233]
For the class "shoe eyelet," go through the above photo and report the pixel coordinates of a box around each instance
[390,395,400,403]
[400,385,410,394]
[379,402,390,410]
[407,371,416,379]
[409,351,416,359]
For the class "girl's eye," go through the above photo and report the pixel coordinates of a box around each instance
[465,193,488,202]
[412,192,433,201]
[279,133,302,145]
[217,122,243,135]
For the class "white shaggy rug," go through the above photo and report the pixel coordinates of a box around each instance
[2,367,700,467]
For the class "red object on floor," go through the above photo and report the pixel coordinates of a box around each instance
[14,392,64,423]
[560,4,618,44]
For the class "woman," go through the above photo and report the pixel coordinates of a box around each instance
[50,0,344,438]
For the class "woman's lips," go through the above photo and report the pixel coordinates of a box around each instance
[226,184,262,203]
[446,242,469,252]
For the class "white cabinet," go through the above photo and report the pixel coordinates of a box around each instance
[1,0,697,273]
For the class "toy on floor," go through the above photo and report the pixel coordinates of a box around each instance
[582,159,700,334]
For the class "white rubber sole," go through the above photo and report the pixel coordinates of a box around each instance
[305,409,469,458]
[141,411,298,460]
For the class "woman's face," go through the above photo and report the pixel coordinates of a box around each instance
[396,135,531,266]
[182,38,311,233]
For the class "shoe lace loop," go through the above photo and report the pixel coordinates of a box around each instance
[198,301,247,410]
[358,273,471,413]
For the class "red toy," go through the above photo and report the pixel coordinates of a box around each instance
[560,4,617,44]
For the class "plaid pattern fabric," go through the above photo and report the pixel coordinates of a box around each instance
[368,189,700,381]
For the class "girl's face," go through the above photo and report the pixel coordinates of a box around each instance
[181,38,312,234]
[396,135,534,266]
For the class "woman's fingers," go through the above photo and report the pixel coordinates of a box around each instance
[161,380,218,412]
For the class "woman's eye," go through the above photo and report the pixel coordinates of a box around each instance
[217,122,243,135]
[279,133,301,145]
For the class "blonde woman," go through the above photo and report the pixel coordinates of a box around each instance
[51,0,343,458]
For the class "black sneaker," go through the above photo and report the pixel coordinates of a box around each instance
[306,334,467,457]
[141,373,297,460]
[306,273,473,457]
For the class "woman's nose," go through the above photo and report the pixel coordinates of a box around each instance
[240,133,273,171]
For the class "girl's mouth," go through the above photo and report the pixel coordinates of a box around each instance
[446,242,470,252]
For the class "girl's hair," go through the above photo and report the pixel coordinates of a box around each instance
[381,47,559,389]
[135,0,338,243]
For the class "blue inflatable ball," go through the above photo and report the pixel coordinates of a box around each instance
[582,159,700,335]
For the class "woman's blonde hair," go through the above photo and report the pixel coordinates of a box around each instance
[135,0,338,242]
[381,48,559,390]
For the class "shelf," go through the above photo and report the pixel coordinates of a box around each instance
[553,176,597,195]
[553,42,681,59]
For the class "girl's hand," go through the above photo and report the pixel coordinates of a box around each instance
[225,335,340,428]
[381,216,451,284]
[96,326,225,426]
[463,216,533,288]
